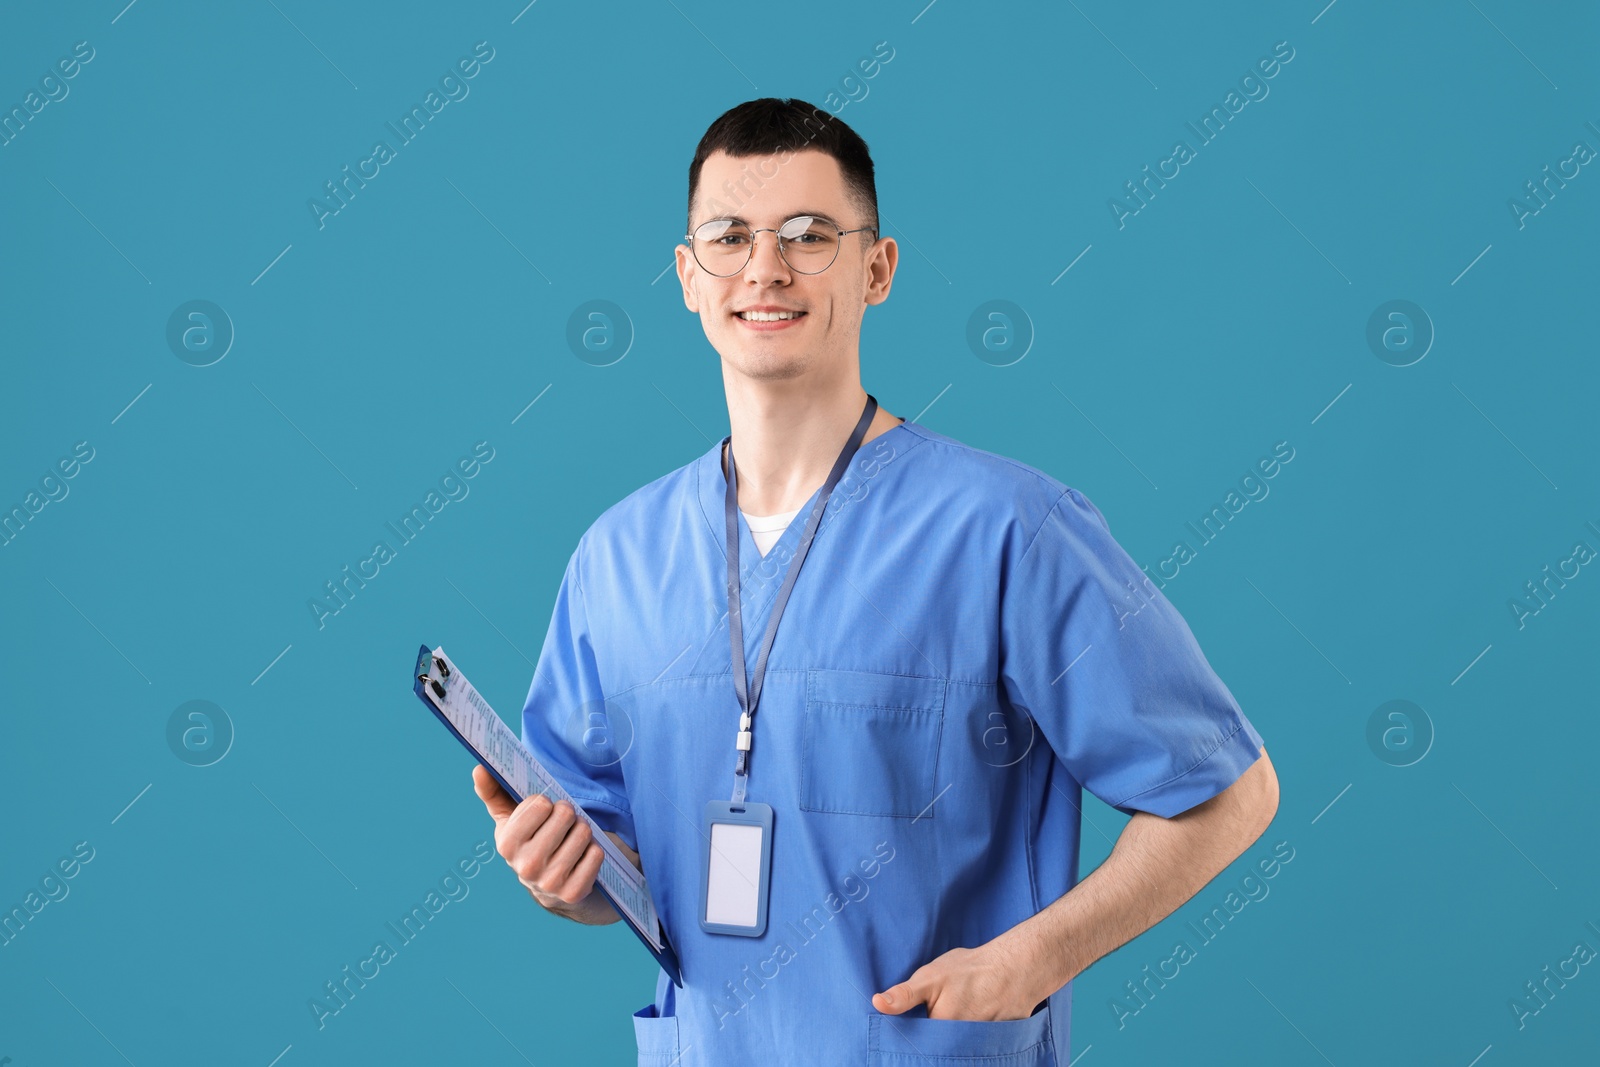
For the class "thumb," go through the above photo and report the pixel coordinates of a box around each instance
[473,765,514,824]
[872,981,921,1015]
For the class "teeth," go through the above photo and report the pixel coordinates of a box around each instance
[739,311,801,321]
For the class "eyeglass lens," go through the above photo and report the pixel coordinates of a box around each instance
[691,216,845,276]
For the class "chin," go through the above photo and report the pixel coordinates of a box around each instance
[717,340,810,380]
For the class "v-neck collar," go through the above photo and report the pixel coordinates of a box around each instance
[694,417,915,569]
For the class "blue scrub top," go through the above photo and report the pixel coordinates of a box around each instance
[522,419,1264,1066]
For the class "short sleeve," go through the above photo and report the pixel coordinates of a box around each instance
[998,488,1264,818]
[520,542,638,852]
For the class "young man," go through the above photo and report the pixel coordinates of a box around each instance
[474,98,1279,1065]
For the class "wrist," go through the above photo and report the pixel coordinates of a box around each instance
[989,916,1081,1006]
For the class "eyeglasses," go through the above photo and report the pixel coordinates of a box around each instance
[684,215,878,277]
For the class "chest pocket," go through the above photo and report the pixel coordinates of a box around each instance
[801,668,946,818]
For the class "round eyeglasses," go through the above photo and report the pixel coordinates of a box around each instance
[684,215,878,277]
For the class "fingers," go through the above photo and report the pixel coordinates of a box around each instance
[550,838,605,905]
[487,780,554,868]
[534,804,603,904]
[506,793,561,849]
[546,809,594,876]
[495,793,553,871]
[497,795,599,902]
[525,797,579,869]
[473,769,604,906]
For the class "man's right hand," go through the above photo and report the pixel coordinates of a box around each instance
[473,764,627,925]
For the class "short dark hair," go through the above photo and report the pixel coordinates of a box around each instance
[687,98,878,232]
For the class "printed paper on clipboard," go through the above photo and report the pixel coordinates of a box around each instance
[411,644,682,986]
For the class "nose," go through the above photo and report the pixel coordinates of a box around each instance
[742,230,791,286]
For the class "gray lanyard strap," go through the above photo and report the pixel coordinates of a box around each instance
[724,394,878,803]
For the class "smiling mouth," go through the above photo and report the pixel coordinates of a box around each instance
[736,310,805,321]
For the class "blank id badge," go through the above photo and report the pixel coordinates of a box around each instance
[699,800,773,936]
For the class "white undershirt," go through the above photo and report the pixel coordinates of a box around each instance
[741,506,803,556]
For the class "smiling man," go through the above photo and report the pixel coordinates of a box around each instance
[475,98,1279,1066]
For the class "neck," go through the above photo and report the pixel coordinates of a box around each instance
[720,363,900,516]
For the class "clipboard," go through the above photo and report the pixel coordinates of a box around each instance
[410,644,682,987]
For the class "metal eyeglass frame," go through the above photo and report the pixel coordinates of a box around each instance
[683,215,879,277]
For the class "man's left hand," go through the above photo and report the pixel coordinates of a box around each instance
[871,942,1042,1021]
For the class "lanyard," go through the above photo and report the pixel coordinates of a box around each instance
[724,393,878,803]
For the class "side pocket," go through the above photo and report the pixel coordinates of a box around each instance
[632,1002,681,1066]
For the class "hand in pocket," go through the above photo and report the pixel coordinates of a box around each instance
[873,942,1043,1021]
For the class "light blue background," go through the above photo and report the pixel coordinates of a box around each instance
[3,1,1597,1064]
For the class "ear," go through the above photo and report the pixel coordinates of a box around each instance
[676,244,700,313]
[863,235,898,307]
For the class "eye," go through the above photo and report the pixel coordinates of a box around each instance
[695,220,750,247]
